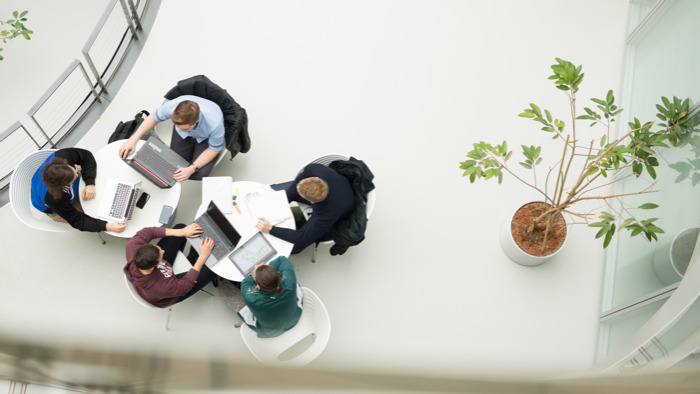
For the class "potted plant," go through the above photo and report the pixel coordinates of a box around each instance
[459,58,696,266]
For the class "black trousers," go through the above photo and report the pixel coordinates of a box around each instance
[170,128,220,180]
[156,223,217,303]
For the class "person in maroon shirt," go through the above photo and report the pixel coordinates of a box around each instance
[123,223,216,307]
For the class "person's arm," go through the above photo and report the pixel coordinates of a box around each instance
[125,226,165,260]
[173,148,219,181]
[270,256,297,283]
[55,148,99,200]
[118,115,158,158]
[266,212,336,252]
[165,223,203,238]
[46,194,117,232]
[191,237,214,272]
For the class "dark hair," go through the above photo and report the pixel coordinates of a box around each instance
[171,100,200,125]
[133,244,161,270]
[41,158,75,199]
[255,265,282,294]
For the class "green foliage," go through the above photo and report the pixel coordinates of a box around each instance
[588,205,663,248]
[0,10,33,61]
[655,96,694,147]
[576,90,624,128]
[459,57,696,250]
[459,141,511,184]
[548,58,584,93]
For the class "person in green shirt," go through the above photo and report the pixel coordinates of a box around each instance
[241,256,302,338]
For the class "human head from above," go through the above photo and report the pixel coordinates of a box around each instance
[133,244,165,270]
[297,177,329,203]
[253,264,282,294]
[42,157,79,199]
[171,100,200,132]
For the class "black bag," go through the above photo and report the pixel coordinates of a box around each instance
[107,110,150,144]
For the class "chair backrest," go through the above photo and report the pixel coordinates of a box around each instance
[240,287,331,366]
[124,274,156,309]
[310,153,349,167]
[9,149,73,232]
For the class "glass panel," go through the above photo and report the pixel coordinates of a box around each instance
[628,0,661,34]
[599,298,667,361]
[603,0,700,313]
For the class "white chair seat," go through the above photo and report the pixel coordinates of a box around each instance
[9,149,74,232]
[240,287,331,366]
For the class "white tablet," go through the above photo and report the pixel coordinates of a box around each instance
[228,232,277,276]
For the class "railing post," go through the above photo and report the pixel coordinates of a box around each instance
[29,116,57,149]
[77,61,102,103]
[82,50,108,95]
[127,0,143,31]
[119,0,139,37]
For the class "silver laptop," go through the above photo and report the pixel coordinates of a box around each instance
[228,232,277,276]
[98,179,142,221]
[188,201,242,267]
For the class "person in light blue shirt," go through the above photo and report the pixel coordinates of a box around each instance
[118,95,225,181]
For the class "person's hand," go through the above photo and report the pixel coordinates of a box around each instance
[173,165,195,182]
[257,217,272,233]
[180,223,203,238]
[199,236,215,258]
[106,221,127,233]
[82,185,96,200]
[118,139,137,159]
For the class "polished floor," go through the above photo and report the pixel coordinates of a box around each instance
[0,0,630,383]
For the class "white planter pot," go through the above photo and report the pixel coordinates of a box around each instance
[499,204,567,266]
[652,227,700,286]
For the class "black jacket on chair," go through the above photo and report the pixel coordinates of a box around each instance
[326,157,375,255]
[164,75,251,159]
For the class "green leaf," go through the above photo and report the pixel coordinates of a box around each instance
[646,164,657,180]
[618,218,635,230]
[603,230,614,248]
[638,203,659,210]
[519,162,532,169]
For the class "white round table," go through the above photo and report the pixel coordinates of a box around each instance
[80,140,182,238]
[193,181,294,282]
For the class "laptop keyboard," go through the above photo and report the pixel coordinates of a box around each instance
[194,215,232,260]
[137,146,178,180]
[110,183,131,218]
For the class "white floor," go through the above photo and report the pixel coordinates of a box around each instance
[0,0,630,382]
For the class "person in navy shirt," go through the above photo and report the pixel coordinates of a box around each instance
[257,164,355,254]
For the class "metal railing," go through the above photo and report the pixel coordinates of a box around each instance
[0,0,148,191]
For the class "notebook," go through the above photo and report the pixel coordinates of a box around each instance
[188,201,242,267]
[98,179,142,221]
[228,232,277,276]
[127,136,190,188]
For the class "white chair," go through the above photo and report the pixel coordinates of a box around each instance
[10,149,68,232]
[124,251,213,331]
[301,154,376,262]
[240,287,331,366]
[10,149,108,244]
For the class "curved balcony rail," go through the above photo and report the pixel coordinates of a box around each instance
[595,231,700,372]
[0,0,153,192]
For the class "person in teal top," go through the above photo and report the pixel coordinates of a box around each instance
[241,256,302,338]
